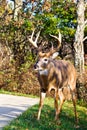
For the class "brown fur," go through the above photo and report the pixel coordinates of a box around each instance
[35,58,78,124]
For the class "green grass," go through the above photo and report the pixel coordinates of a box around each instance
[4,98,87,130]
[0,89,37,98]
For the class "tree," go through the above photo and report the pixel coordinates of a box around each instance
[14,0,22,20]
[7,0,23,20]
[74,0,87,73]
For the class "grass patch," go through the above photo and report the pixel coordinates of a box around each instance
[4,98,87,130]
[0,89,38,98]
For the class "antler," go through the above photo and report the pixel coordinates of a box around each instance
[45,32,62,56]
[28,29,40,48]
[39,32,62,57]
[50,32,62,50]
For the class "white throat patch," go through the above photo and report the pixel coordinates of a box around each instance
[39,69,48,76]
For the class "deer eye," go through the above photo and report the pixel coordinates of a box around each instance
[44,58,48,61]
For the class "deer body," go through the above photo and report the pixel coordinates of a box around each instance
[28,29,78,124]
[37,59,76,93]
[35,57,77,121]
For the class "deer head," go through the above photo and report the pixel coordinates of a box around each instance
[28,29,62,72]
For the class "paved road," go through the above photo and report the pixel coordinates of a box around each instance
[0,94,39,130]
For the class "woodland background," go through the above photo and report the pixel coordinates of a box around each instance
[0,0,87,102]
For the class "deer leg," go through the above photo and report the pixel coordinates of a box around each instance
[54,90,59,120]
[37,92,46,120]
[58,89,65,116]
[71,91,78,124]
[69,84,78,124]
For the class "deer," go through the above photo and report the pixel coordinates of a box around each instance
[28,29,78,125]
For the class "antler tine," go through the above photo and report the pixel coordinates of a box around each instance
[28,29,40,48]
[31,29,35,39]
[35,31,41,44]
[50,32,62,50]
[50,32,61,44]
[46,32,62,56]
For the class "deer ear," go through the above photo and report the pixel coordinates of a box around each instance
[51,52,59,59]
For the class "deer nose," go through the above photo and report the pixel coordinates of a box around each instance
[34,64,39,69]
[34,64,37,69]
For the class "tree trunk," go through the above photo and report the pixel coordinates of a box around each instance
[74,0,85,73]
[14,0,22,20]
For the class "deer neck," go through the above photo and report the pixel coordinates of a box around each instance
[39,69,48,76]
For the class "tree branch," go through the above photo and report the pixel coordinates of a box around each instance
[85,20,87,25]
[85,2,87,7]
[84,20,87,29]
[83,36,87,42]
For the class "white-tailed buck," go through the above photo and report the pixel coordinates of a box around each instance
[28,29,78,124]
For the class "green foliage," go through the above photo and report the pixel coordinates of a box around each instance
[34,0,77,42]
[22,19,33,31]
[36,13,59,34]
[19,52,35,72]
[0,0,84,67]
